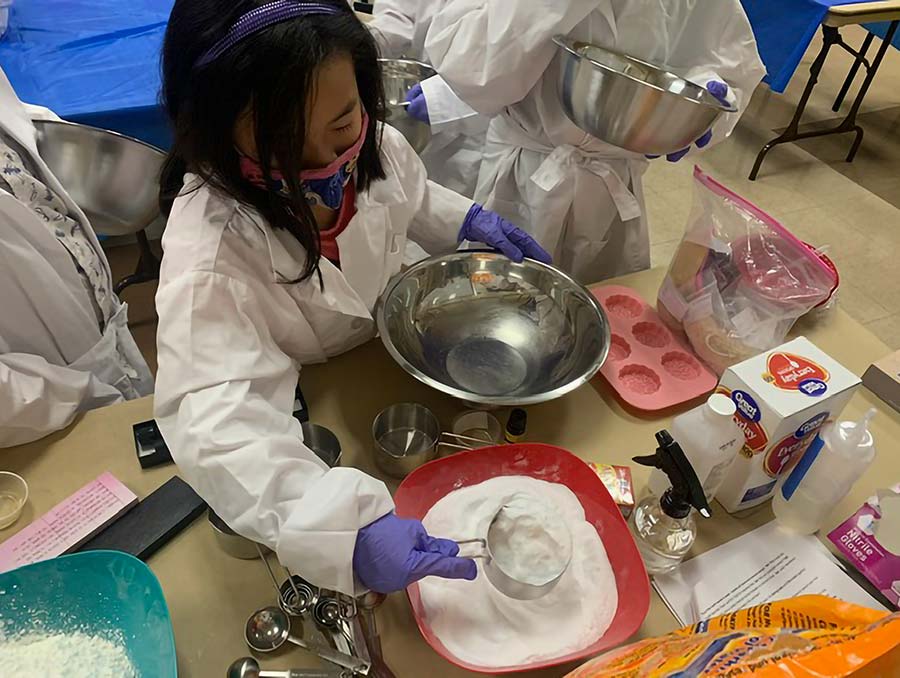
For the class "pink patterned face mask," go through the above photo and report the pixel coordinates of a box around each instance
[239,112,368,210]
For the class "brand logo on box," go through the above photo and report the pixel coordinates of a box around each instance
[795,412,829,439]
[732,390,761,422]
[764,432,817,478]
[798,378,828,397]
[719,387,769,453]
[764,352,830,391]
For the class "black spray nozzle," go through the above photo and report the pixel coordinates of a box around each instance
[633,430,712,520]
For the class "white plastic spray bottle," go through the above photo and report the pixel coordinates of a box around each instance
[773,409,877,535]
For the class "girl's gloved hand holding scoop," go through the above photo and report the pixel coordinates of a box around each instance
[354,513,477,593]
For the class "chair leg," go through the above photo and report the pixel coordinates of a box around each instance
[114,230,161,296]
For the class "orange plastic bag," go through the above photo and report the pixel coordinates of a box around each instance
[567,596,899,678]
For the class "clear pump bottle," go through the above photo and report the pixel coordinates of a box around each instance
[773,409,877,535]
[630,431,712,576]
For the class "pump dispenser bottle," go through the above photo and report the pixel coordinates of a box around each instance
[773,409,877,535]
[630,430,712,576]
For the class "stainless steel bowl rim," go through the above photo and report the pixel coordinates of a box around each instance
[378,58,436,104]
[552,35,737,114]
[375,251,611,406]
[35,118,166,154]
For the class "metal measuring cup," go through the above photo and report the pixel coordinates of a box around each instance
[372,403,490,478]
[457,501,573,601]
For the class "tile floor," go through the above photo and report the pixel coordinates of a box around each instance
[109,26,900,377]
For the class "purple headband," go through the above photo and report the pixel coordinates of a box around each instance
[195,0,342,68]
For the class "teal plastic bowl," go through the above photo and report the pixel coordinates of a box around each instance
[0,551,176,676]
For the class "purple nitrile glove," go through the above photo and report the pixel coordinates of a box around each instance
[651,80,730,163]
[458,204,553,264]
[404,84,430,124]
[353,513,477,594]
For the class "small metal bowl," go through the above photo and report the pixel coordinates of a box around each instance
[301,423,342,468]
[372,403,490,478]
[208,510,270,560]
[34,120,165,236]
[372,403,442,478]
[450,411,503,448]
[379,58,435,154]
[553,35,735,156]
[376,251,611,407]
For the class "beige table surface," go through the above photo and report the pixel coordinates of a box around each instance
[826,1,900,26]
[3,267,898,677]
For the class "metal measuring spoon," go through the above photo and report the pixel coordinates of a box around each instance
[358,593,396,678]
[245,607,370,675]
[227,656,345,678]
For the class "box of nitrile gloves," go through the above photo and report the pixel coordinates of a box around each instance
[714,338,860,513]
[829,485,900,610]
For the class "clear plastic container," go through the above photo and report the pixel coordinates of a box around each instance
[0,471,28,529]
[773,410,876,535]
[648,394,743,501]
[630,494,697,576]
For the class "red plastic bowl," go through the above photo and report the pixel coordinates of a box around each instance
[393,444,650,674]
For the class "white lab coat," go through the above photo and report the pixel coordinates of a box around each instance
[369,0,489,198]
[426,0,765,283]
[0,69,153,448]
[154,124,472,595]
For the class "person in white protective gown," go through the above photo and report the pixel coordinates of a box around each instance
[154,0,549,595]
[367,0,489,198]
[0,67,153,448]
[425,0,766,283]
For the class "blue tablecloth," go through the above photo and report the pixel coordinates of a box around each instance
[740,0,885,93]
[0,0,173,148]
[1,0,897,147]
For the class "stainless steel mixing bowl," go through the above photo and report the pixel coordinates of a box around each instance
[379,58,435,154]
[376,251,611,406]
[34,120,165,237]
[553,35,735,156]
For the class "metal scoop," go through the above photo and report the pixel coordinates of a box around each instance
[226,657,346,678]
[244,607,370,675]
[458,499,572,601]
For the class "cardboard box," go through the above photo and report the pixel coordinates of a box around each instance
[590,463,635,518]
[714,337,861,513]
[828,485,900,610]
[862,349,900,414]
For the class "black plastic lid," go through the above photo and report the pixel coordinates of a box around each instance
[506,408,527,436]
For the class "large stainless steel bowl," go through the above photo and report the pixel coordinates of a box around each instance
[376,251,611,406]
[553,35,735,156]
[34,120,165,236]
[379,58,435,154]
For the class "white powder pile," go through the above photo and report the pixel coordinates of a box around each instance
[418,476,618,668]
[488,492,571,585]
[0,631,137,677]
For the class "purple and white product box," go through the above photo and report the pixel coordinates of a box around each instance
[828,484,900,609]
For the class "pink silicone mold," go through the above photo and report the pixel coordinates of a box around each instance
[592,285,717,411]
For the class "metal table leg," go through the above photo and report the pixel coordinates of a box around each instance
[113,230,161,296]
[833,32,875,111]
[749,20,899,181]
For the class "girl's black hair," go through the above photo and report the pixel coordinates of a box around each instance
[159,0,386,283]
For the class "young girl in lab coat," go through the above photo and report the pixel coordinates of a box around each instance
[154,0,549,596]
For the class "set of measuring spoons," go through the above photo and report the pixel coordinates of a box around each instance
[227,544,394,677]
